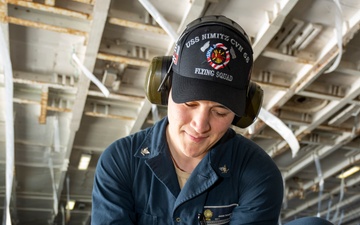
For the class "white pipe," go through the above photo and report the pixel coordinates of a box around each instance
[284,172,360,219]
[258,107,300,157]
[71,52,110,97]
[53,115,61,152]
[49,157,58,216]
[138,0,178,42]
[324,0,343,73]
[314,155,324,217]
[0,25,14,225]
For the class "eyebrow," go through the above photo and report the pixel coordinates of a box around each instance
[215,105,232,111]
[209,103,232,111]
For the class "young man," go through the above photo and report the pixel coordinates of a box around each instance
[92,15,283,224]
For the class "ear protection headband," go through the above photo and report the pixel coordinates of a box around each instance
[144,16,264,128]
[144,56,263,128]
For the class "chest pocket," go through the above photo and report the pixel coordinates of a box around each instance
[201,203,238,225]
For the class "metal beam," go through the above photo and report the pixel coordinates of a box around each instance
[108,17,166,34]
[5,16,88,37]
[97,52,150,67]
[54,0,111,222]
[7,0,91,19]
[253,0,299,60]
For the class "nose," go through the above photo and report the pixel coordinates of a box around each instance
[190,107,211,134]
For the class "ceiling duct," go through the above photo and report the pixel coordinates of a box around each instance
[282,95,328,113]
[272,19,322,53]
[102,69,120,91]
[328,105,360,126]
[291,23,322,51]
[272,19,305,50]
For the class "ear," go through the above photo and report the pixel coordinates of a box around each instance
[144,56,172,105]
[233,82,263,128]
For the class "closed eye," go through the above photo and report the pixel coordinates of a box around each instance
[212,110,230,117]
[184,102,198,107]
[184,101,233,117]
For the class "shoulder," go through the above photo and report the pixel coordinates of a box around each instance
[228,133,270,159]
[221,132,282,179]
[226,133,284,194]
[100,117,168,160]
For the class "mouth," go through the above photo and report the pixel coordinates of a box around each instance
[186,132,207,143]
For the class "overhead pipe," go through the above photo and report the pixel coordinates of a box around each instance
[0,20,14,225]
[284,174,360,219]
[138,0,178,42]
[283,132,353,180]
[72,52,110,97]
[326,194,360,223]
[314,155,324,217]
[324,0,343,74]
[283,153,360,219]
[258,107,300,157]
[287,140,360,194]
[48,157,58,216]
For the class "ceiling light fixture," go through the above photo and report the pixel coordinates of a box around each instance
[337,166,360,179]
[78,154,91,170]
[66,200,76,210]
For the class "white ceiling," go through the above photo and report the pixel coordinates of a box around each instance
[1,0,360,224]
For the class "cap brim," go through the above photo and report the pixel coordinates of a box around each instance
[171,73,247,117]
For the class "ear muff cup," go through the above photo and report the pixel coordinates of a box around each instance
[144,56,172,105]
[144,56,264,128]
[234,82,263,128]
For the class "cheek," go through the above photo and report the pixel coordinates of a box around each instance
[167,101,185,122]
[169,105,188,123]
[211,116,234,132]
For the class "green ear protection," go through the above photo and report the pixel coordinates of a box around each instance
[144,56,263,128]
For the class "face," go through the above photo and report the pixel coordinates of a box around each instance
[167,90,235,160]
